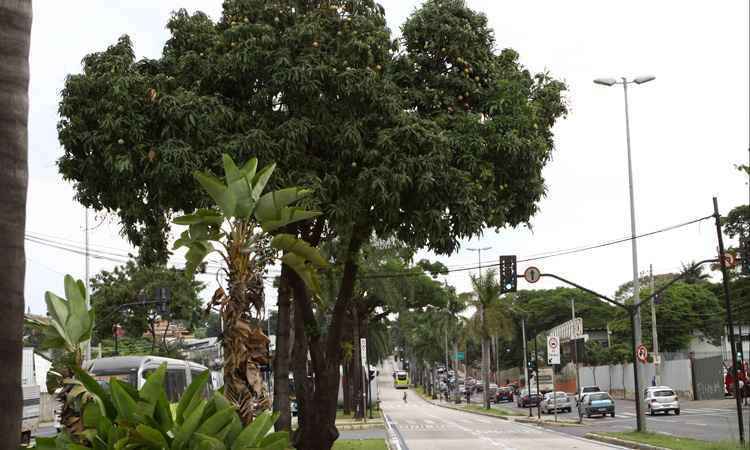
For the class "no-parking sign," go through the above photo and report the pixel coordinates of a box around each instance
[547,335,560,365]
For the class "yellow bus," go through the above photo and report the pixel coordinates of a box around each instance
[394,370,409,389]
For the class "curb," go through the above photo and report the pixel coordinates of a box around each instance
[336,421,385,431]
[584,433,669,450]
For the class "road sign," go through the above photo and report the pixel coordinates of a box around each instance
[547,335,561,365]
[547,318,583,342]
[524,266,541,283]
[723,252,736,268]
[636,344,648,363]
[456,351,465,361]
[360,338,367,366]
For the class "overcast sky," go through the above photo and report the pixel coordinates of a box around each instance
[25,1,749,316]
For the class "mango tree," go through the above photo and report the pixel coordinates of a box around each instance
[173,154,325,425]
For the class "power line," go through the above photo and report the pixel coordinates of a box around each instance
[360,214,714,279]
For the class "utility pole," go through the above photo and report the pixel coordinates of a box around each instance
[714,197,745,444]
[650,264,660,385]
[572,299,580,398]
[521,317,530,416]
[534,336,541,419]
[84,208,91,362]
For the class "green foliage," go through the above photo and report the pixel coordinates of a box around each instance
[173,153,326,288]
[25,275,94,365]
[609,282,724,352]
[90,261,204,343]
[57,0,566,263]
[33,363,289,450]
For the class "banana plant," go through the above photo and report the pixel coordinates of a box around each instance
[33,363,288,450]
[25,275,95,436]
[173,154,327,425]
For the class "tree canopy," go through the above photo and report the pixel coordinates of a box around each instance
[90,261,203,344]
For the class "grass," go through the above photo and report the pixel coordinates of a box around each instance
[463,404,524,417]
[599,431,746,450]
[335,408,382,420]
[332,439,388,450]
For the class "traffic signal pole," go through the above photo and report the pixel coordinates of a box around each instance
[714,197,745,445]
[521,259,717,434]
[521,318,531,417]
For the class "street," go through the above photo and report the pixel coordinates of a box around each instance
[379,362,620,449]
[487,393,749,443]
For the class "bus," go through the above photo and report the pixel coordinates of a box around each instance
[394,370,409,389]
[84,356,218,401]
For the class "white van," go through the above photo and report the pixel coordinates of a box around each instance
[84,356,218,402]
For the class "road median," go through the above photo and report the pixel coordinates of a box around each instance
[584,431,745,450]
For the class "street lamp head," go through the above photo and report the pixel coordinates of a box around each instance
[593,77,617,87]
[633,75,656,85]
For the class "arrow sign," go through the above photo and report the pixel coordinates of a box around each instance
[524,266,541,283]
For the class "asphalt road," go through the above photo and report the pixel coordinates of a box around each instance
[490,392,750,443]
[379,363,621,449]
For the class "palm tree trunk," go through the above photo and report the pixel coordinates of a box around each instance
[0,1,31,445]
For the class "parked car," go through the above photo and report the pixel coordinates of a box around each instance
[540,391,572,414]
[487,383,499,399]
[516,389,542,408]
[575,385,601,403]
[496,386,514,403]
[644,386,680,415]
[578,392,615,418]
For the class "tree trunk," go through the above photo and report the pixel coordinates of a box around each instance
[273,264,292,431]
[161,319,171,352]
[290,227,366,449]
[352,308,363,419]
[0,1,30,445]
[342,358,351,415]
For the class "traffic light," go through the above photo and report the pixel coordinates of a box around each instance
[740,235,750,275]
[499,255,517,293]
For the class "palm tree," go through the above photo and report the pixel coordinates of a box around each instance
[469,269,513,409]
[0,0,31,445]
[174,154,326,425]
[680,261,711,284]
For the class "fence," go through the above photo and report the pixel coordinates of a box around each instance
[549,358,697,400]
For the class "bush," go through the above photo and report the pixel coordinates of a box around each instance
[33,363,287,449]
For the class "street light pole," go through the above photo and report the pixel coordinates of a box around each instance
[594,74,655,432]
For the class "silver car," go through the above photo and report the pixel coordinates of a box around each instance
[644,386,680,415]
[540,391,572,414]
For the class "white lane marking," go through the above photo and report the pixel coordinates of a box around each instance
[423,419,434,425]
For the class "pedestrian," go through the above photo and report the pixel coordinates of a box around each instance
[403,391,408,403]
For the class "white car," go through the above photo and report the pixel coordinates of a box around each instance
[644,386,680,415]
[540,391,572,414]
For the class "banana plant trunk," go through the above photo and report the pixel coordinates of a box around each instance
[223,273,270,425]
[0,0,31,446]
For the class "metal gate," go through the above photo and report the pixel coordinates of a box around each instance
[692,355,725,400]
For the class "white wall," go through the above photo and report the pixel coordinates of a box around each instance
[579,359,693,400]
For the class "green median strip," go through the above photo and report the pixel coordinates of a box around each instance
[333,439,388,450]
[463,404,524,417]
[594,432,745,450]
